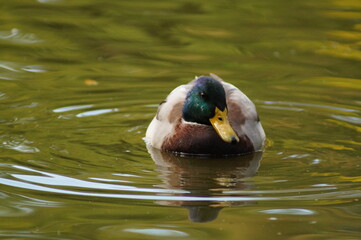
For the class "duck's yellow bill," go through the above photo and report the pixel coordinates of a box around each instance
[209,107,239,143]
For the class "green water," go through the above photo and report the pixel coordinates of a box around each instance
[1,0,360,239]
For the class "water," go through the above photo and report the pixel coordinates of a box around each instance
[1,0,360,239]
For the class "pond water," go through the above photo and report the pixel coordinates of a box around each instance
[1,0,360,239]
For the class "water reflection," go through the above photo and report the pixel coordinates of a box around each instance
[0,28,42,44]
[148,146,262,222]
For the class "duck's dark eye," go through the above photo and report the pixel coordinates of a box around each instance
[218,117,223,121]
[200,91,206,99]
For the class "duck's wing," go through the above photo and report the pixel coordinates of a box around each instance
[145,83,193,149]
[216,76,265,151]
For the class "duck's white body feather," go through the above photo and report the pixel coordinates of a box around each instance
[146,84,191,149]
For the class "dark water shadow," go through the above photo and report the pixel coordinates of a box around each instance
[147,146,263,222]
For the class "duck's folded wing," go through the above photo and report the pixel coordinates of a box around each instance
[146,83,192,149]
[223,81,266,151]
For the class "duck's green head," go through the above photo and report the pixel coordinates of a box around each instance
[182,76,239,144]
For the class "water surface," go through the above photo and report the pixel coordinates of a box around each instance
[1,0,360,239]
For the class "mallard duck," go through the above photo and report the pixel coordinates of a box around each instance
[145,74,265,156]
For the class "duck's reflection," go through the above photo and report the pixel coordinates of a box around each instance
[147,146,263,222]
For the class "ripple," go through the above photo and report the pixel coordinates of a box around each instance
[0,61,47,73]
[260,208,316,215]
[0,61,47,81]
[0,177,274,201]
[0,28,42,44]
[0,205,33,217]
[0,163,359,203]
[1,137,40,153]
[261,105,304,112]
[113,173,141,178]
[76,108,119,118]
[53,104,94,113]
[3,173,360,202]
[0,61,20,72]
[52,105,120,119]
[282,154,310,159]
[0,92,6,99]
[310,159,321,165]
[0,232,83,240]
[11,102,39,109]
[22,65,48,73]
[223,186,337,195]
[8,165,188,194]
[88,177,131,183]
[124,228,189,237]
[38,0,63,3]
[1,148,359,205]
[331,115,361,124]
[263,101,360,113]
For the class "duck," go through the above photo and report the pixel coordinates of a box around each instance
[145,73,265,156]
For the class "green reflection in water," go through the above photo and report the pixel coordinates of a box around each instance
[0,0,360,239]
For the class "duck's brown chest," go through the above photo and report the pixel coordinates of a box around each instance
[162,122,254,155]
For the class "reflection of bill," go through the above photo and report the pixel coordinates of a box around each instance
[147,145,263,222]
